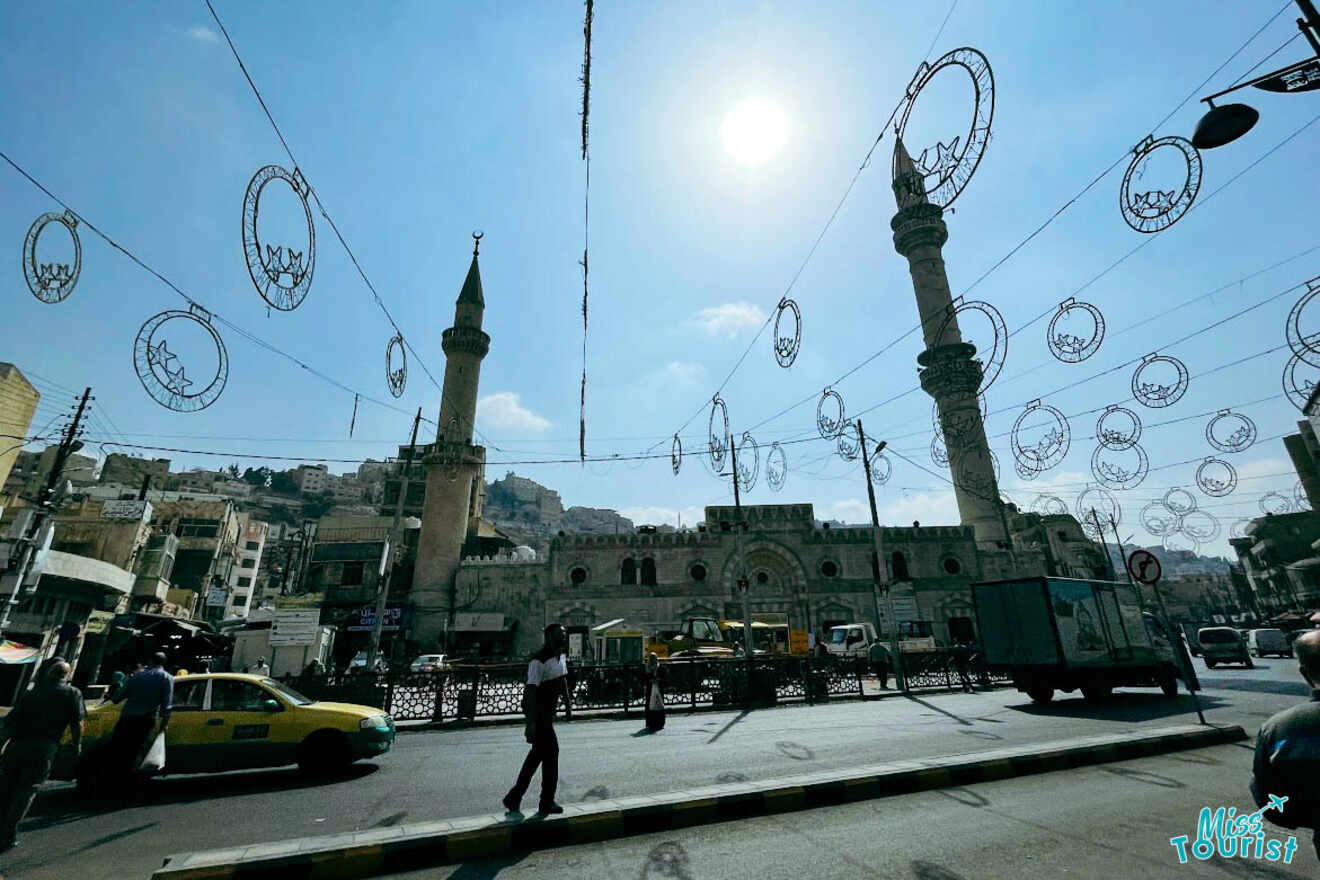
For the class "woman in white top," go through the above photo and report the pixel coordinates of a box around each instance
[503,624,571,815]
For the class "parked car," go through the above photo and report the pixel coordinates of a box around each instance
[349,651,389,674]
[1198,626,1253,668]
[1247,628,1292,658]
[56,673,393,787]
[409,654,451,673]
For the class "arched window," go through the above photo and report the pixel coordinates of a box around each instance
[620,558,636,585]
[641,557,657,586]
[891,551,910,581]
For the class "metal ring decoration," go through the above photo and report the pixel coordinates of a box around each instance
[242,164,316,311]
[1131,352,1189,409]
[671,434,682,476]
[892,47,995,210]
[954,447,1000,499]
[934,298,1007,391]
[871,450,893,486]
[930,433,949,467]
[1163,487,1198,517]
[133,305,230,412]
[1091,443,1149,491]
[1283,351,1319,411]
[1047,298,1105,363]
[1076,484,1121,539]
[816,388,846,440]
[1229,518,1252,540]
[1118,135,1202,233]
[1195,456,1237,498]
[1015,455,1042,482]
[1010,399,1070,472]
[1140,501,1181,537]
[708,395,730,471]
[766,442,787,492]
[1179,510,1221,543]
[772,297,802,368]
[1260,491,1292,516]
[1284,276,1320,368]
[1295,480,1311,512]
[1095,404,1142,450]
[836,421,861,462]
[23,210,82,303]
[940,404,987,452]
[1162,532,1201,556]
[1031,495,1068,517]
[385,333,407,398]
[1205,409,1257,453]
[736,432,760,491]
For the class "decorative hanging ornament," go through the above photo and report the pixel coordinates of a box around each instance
[242,164,316,311]
[1260,491,1292,516]
[871,448,893,486]
[385,333,407,398]
[1205,409,1257,453]
[1284,275,1320,368]
[1282,351,1320,411]
[1163,487,1198,517]
[1195,456,1237,497]
[1046,298,1105,363]
[671,434,682,476]
[1140,501,1181,537]
[1010,398,1070,472]
[1131,352,1189,409]
[1015,455,1042,482]
[1076,484,1121,539]
[953,446,1000,500]
[1162,531,1201,556]
[1229,518,1252,540]
[1091,442,1149,490]
[708,395,730,471]
[816,388,846,440]
[1095,403,1142,450]
[766,442,788,492]
[772,297,802,368]
[836,421,861,462]
[736,432,760,490]
[934,298,1007,392]
[133,305,230,412]
[892,47,995,210]
[1031,495,1068,516]
[930,433,949,467]
[23,210,82,304]
[1118,135,1202,233]
[1179,509,1221,543]
[1295,480,1311,511]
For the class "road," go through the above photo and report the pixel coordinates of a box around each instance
[1,655,1310,880]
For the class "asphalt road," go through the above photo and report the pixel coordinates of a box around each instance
[1,656,1309,880]
[385,742,1318,880]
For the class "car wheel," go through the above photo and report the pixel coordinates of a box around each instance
[1159,672,1179,698]
[298,730,354,777]
[1206,660,1216,668]
[1027,684,1054,704]
[1081,684,1113,702]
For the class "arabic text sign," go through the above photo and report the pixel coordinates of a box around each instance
[270,609,322,646]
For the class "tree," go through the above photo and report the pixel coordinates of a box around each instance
[225,463,241,479]
[243,466,272,487]
[270,470,299,495]
[302,490,336,519]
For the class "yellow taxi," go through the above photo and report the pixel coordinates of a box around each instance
[55,673,393,784]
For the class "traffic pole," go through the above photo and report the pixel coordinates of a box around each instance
[728,435,755,706]
[857,420,903,690]
[368,407,422,671]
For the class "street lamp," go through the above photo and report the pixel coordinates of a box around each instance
[1191,0,1320,149]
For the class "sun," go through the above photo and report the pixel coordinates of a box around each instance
[721,97,787,165]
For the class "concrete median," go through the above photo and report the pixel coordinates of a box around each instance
[152,722,1247,880]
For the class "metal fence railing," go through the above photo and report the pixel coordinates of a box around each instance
[277,651,1009,722]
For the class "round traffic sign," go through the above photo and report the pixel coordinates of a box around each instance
[1126,549,1162,585]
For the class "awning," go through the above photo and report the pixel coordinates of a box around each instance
[0,639,41,664]
[592,618,627,633]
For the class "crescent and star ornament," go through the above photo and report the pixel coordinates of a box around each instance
[133,305,229,412]
[766,442,788,492]
[1131,352,1189,409]
[1047,298,1105,363]
[385,333,407,398]
[772,297,802,368]
[23,210,82,304]
[242,164,316,311]
[1119,135,1202,233]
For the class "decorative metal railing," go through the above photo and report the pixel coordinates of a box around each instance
[279,651,1009,722]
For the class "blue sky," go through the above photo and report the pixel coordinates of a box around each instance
[3,1,1319,557]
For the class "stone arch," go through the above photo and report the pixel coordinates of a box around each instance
[717,538,807,596]
[640,557,657,586]
[620,557,636,585]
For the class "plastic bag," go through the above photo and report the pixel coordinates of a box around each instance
[140,732,166,772]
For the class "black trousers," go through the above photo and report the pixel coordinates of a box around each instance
[509,719,558,808]
[108,713,156,779]
[0,739,57,846]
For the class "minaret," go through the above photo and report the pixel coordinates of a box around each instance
[890,138,1007,546]
[412,234,491,649]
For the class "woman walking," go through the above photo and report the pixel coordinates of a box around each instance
[503,624,571,816]
[644,652,666,731]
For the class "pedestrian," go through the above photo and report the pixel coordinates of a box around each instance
[302,658,324,679]
[1250,630,1320,860]
[106,651,172,788]
[953,639,974,692]
[869,639,890,689]
[503,624,571,816]
[0,658,83,852]
[251,657,271,677]
[109,669,127,700]
[644,652,666,732]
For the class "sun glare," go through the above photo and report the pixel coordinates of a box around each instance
[721,97,787,165]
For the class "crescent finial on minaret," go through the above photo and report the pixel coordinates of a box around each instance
[472,230,484,256]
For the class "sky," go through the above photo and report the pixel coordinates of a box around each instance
[3,1,1320,559]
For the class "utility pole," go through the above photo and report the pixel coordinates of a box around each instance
[1088,509,1118,580]
[1,387,92,636]
[857,420,904,690]
[368,407,422,671]
[726,436,755,704]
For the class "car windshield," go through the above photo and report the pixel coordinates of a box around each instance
[829,629,850,644]
[261,678,314,706]
[1254,629,1285,641]
[1199,629,1238,644]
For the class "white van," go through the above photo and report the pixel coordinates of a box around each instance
[1247,628,1292,658]
[826,623,877,658]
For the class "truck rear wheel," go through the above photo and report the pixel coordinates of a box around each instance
[1027,683,1054,704]
[1081,684,1112,702]
[1159,672,1178,698]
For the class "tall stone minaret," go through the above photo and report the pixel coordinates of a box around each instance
[413,235,491,649]
[890,138,1007,547]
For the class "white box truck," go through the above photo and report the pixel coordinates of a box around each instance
[973,576,1187,704]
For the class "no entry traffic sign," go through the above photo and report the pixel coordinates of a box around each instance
[1126,549,1162,585]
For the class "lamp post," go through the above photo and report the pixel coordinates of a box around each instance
[1192,0,1320,149]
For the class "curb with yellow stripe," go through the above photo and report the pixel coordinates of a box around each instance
[152,723,1246,880]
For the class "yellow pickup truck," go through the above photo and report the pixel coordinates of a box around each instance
[55,673,393,785]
